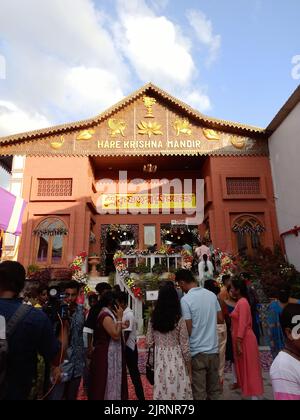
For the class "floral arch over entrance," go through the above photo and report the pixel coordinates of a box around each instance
[100,224,139,274]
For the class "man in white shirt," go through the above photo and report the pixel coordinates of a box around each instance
[195,241,211,262]
[117,292,145,400]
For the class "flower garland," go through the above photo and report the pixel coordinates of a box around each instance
[113,252,143,300]
[70,252,88,286]
[182,255,193,270]
[155,245,178,255]
[232,224,265,235]
[118,268,143,301]
[113,251,127,272]
[214,249,237,287]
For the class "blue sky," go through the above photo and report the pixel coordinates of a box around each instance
[0,0,299,136]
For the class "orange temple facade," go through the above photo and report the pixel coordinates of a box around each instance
[0,84,280,272]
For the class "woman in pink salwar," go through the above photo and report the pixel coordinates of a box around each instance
[230,277,264,399]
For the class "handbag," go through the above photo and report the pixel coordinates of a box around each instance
[146,345,155,385]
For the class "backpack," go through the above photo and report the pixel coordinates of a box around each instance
[0,304,32,400]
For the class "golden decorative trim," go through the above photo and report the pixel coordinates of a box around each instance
[173,118,192,136]
[137,121,163,138]
[108,118,126,137]
[143,96,156,118]
[0,83,266,147]
[230,136,246,149]
[203,128,220,141]
[76,129,95,141]
[50,136,64,150]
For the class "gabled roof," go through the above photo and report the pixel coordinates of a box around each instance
[0,156,13,173]
[0,83,265,145]
[267,85,300,133]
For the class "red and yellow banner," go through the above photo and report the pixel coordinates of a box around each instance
[100,193,196,211]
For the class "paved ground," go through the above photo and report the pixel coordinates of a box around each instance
[222,371,273,400]
[128,338,274,401]
[127,370,273,401]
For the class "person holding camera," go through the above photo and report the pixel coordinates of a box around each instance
[0,261,61,401]
[88,291,128,400]
[48,281,85,400]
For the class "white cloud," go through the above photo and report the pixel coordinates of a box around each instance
[0,101,50,136]
[0,0,127,123]
[116,0,195,88]
[183,90,212,113]
[62,66,124,117]
[0,0,218,132]
[187,10,221,65]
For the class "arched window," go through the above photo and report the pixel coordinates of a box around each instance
[232,216,265,256]
[34,218,68,265]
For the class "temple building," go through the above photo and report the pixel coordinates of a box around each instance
[0,83,281,274]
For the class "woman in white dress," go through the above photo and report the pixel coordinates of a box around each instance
[146,282,193,400]
[198,254,214,287]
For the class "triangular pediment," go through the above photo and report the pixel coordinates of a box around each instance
[0,83,268,157]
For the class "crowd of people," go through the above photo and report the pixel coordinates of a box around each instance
[0,261,144,401]
[0,255,300,401]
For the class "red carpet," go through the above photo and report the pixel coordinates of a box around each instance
[128,375,153,400]
[78,337,153,400]
[77,375,153,400]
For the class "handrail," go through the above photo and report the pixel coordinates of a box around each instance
[116,270,144,334]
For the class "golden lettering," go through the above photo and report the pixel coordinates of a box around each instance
[98,138,202,150]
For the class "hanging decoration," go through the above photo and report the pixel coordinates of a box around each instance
[33,226,68,237]
[232,223,265,235]
[107,224,138,240]
[160,224,200,243]
[100,224,139,271]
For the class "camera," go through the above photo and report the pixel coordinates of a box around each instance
[43,286,70,330]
